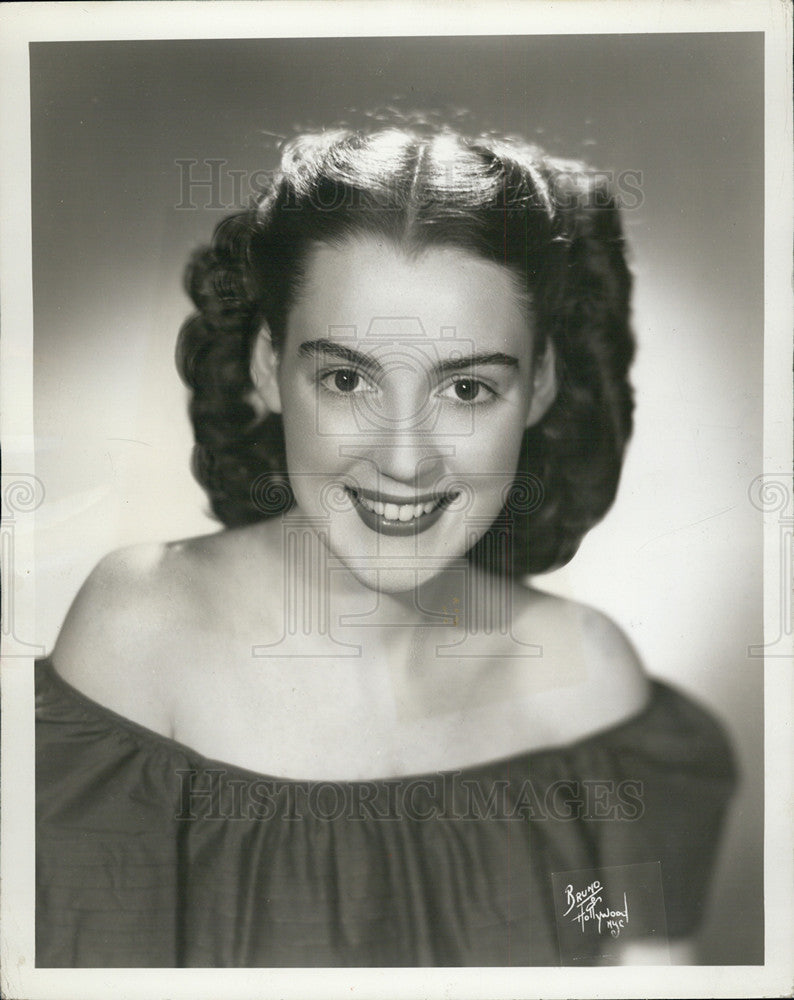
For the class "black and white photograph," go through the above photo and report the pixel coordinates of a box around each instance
[1,2,791,998]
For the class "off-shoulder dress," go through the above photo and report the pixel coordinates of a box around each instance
[35,657,736,967]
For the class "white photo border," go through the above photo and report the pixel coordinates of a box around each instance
[1,2,791,998]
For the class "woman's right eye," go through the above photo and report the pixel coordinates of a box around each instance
[318,368,375,395]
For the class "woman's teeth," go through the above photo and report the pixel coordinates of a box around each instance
[356,496,439,521]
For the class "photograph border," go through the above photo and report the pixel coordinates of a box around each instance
[1,2,792,998]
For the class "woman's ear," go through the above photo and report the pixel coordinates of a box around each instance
[525,339,558,428]
[249,327,282,416]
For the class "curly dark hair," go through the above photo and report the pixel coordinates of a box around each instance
[176,125,635,575]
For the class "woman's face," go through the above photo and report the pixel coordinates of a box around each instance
[254,235,555,593]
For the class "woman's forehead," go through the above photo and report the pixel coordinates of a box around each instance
[285,235,532,355]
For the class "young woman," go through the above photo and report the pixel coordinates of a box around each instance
[36,125,736,967]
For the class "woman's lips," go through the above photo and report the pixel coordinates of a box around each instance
[345,487,456,536]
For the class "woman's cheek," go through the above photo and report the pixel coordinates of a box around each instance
[283,391,344,457]
[460,408,525,472]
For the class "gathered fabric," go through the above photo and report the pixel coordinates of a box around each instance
[36,658,736,967]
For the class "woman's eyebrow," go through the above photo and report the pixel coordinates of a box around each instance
[433,353,520,375]
[299,340,520,376]
[298,340,383,376]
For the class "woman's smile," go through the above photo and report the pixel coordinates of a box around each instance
[345,485,458,535]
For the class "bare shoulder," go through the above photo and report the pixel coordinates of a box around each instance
[509,582,646,671]
[50,533,233,733]
[507,581,651,738]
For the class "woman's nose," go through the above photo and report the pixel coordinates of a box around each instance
[346,390,448,487]
[366,433,449,488]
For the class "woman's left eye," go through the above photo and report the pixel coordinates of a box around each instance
[438,376,496,404]
[319,369,375,395]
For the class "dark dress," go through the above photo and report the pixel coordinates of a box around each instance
[35,657,736,967]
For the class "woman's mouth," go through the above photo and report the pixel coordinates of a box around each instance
[345,487,456,536]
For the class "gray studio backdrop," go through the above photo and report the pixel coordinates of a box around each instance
[31,34,763,964]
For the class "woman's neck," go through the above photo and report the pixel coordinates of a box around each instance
[265,509,469,634]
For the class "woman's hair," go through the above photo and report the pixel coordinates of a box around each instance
[177,125,635,575]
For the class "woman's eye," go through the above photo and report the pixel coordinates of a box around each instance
[319,369,373,395]
[439,376,495,404]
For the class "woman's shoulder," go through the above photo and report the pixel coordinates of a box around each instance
[509,581,646,673]
[503,584,734,772]
[49,531,254,735]
[501,581,652,746]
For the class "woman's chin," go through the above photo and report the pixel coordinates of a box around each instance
[343,560,463,597]
[348,565,431,595]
